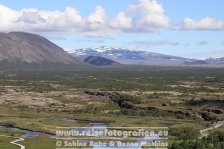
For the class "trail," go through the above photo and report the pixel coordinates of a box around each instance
[0,135,25,149]
[200,121,224,139]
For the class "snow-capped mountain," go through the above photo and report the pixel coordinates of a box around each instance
[70,46,192,65]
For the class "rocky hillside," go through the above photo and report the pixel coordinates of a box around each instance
[0,32,82,64]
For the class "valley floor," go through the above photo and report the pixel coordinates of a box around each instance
[0,66,224,148]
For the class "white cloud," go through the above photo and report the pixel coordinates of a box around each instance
[0,4,116,37]
[175,17,224,31]
[0,0,224,37]
[17,7,82,33]
[83,6,107,31]
[0,4,20,31]
[79,6,117,37]
[111,12,133,30]
[0,4,83,33]
[0,0,170,36]
[127,0,169,32]
[110,0,170,33]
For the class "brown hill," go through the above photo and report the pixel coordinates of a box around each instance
[0,32,82,64]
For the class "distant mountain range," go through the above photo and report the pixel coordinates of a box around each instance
[71,46,224,65]
[71,46,192,65]
[0,32,83,65]
[0,32,223,68]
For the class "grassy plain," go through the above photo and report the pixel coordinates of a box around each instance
[0,65,224,148]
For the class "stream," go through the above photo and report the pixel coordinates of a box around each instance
[0,116,165,148]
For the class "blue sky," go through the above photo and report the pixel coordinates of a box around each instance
[0,0,223,59]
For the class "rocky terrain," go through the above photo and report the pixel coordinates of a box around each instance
[0,32,82,64]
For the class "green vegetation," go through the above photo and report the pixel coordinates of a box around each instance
[170,127,200,140]
[0,137,18,149]
[169,131,224,149]
[21,137,55,149]
[0,65,224,148]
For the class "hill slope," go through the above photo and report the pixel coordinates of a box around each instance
[0,32,82,64]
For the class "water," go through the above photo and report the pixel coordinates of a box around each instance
[1,116,165,148]
[0,117,108,139]
[0,126,53,138]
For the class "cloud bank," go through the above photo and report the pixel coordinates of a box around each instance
[0,0,223,37]
[196,41,208,46]
[128,40,179,47]
[175,17,224,31]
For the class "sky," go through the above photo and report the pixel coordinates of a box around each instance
[0,0,223,59]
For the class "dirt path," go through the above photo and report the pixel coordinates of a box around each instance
[0,135,25,149]
[200,121,224,138]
